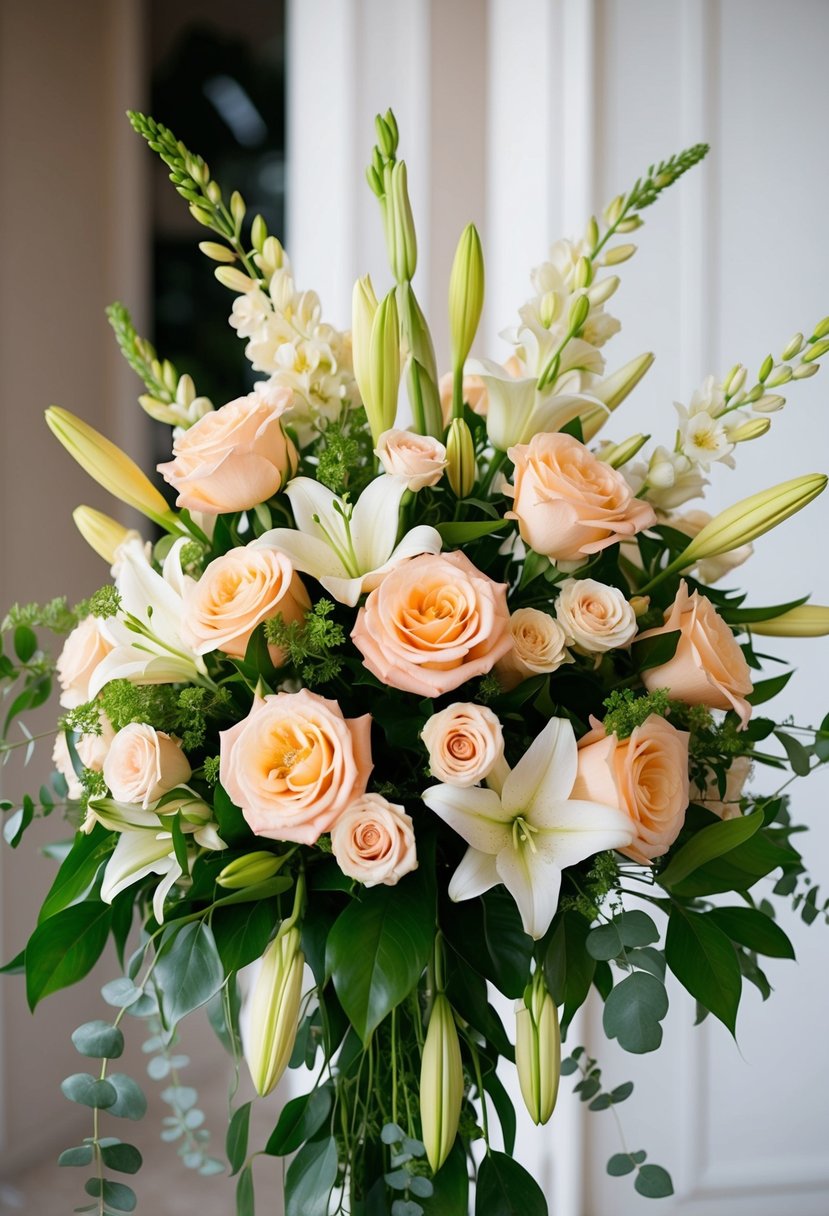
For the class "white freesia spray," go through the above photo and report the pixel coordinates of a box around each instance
[256,475,442,606]
[423,717,633,939]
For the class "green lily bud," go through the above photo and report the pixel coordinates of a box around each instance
[750,605,829,637]
[448,223,485,373]
[188,204,213,228]
[584,215,599,251]
[516,971,561,1125]
[765,365,793,388]
[580,352,655,440]
[723,363,746,395]
[73,506,134,565]
[802,337,829,364]
[729,417,772,441]
[245,925,305,1097]
[604,194,625,225]
[367,290,401,442]
[419,994,463,1173]
[390,161,418,282]
[217,851,287,890]
[568,293,590,333]
[758,353,774,382]
[230,190,246,225]
[446,418,476,497]
[599,432,650,468]
[352,274,378,408]
[781,333,803,361]
[251,214,268,252]
[573,255,593,289]
[812,316,829,340]
[205,181,222,205]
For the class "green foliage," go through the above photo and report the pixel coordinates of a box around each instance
[665,907,742,1035]
[626,143,710,211]
[603,971,669,1054]
[601,688,673,739]
[265,1086,333,1157]
[86,586,122,620]
[26,901,113,1010]
[97,680,231,751]
[154,922,225,1031]
[475,1152,548,1216]
[315,411,374,495]
[265,599,346,687]
[2,596,79,636]
[284,1135,339,1216]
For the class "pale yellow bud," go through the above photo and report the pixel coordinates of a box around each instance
[214,266,257,293]
[630,595,651,618]
[586,275,620,307]
[515,972,561,1126]
[604,194,625,226]
[259,236,286,276]
[750,605,829,638]
[448,223,485,372]
[599,432,650,468]
[584,216,599,250]
[198,241,236,263]
[615,215,644,233]
[217,851,288,890]
[72,506,134,565]
[781,333,804,361]
[367,290,401,441]
[419,994,463,1172]
[765,365,793,388]
[245,925,304,1097]
[730,417,771,441]
[573,255,593,289]
[230,190,246,225]
[812,316,829,340]
[723,364,747,395]
[205,181,222,205]
[745,396,783,416]
[352,275,379,410]
[581,353,655,440]
[793,361,819,380]
[189,204,213,228]
[390,161,417,282]
[446,418,476,497]
[539,291,560,328]
[602,243,636,265]
[176,374,196,409]
[251,214,268,252]
[46,407,179,532]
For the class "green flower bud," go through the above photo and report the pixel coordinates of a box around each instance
[251,214,268,252]
[573,255,593,289]
[580,352,655,440]
[599,432,650,468]
[723,363,746,395]
[602,243,636,265]
[390,161,417,282]
[198,241,237,263]
[812,316,829,340]
[446,418,476,497]
[750,605,829,637]
[189,204,213,228]
[352,274,379,410]
[217,851,287,890]
[448,223,485,373]
[781,333,804,361]
[230,190,246,225]
[419,994,463,1173]
[245,925,305,1097]
[375,113,395,158]
[515,972,561,1125]
[206,180,222,205]
[604,194,625,225]
[765,365,793,388]
[368,290,401,441]
[729,417,771,441]
[758,353,774,382]
[802,337,829,364]
[568,293,590,333]
[584,215,599,251]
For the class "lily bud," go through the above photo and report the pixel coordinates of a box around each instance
[781,333,804,361]
[587,275,620,307]
[73,506,135,565]
[802,337,829,364]
[568,293,590,334]
[766,365,793,388]
[446,418,476,497]
[419,994,463,1173]
[602,243,636,265]
[729,417,772,441]
[367,290,401,442]
[214,266,257,294]
[723,363,747,395]
[573,255,593,289]
[580,353,655,440]
[750,395,785,415]
[217,851,287,890]
[198,241,236,263]
[793,361,819,380]
[812,316,829,340]
[352,275,379,410]
[245,925,305,1097]
[448,223,485,372]
[515,972,561,1125]
[758,354,774,382]
[390,161,417,282]
[599,432,650,468]
[750,605,829,637]
[46,407,180,533]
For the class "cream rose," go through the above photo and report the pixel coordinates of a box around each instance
[439,372,489,424]
[421,703,505,787]
[375,429,447,491]
[638,580,754,728]
[56,617,114,709]
[571,714,690,863]
[555,578,638,654]
[158,390,297,515]
[495,608,572,691]
[505,432,656,561]
[219,689,373,845]
[669,509,754,585]
[351,551,512,697]
[331,794,418,887]
[103,723,192,808]
[181,544,310,663]
[691,754,752,820]
[53,714,117,800]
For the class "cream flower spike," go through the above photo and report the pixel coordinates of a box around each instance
[256,474,442,606]
[423,717,633,939]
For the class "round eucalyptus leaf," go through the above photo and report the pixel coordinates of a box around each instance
[634,1164,674,1198]
[585,922,624,961]
[60,1074,118,1109]
[602,971,669,1054]
[58,1145,94,1167]
[408,1176,434,1198]
[100,1141,143,1174]
[606,1153,635,1176]
[71,1020,125,1060]
[106,1073,148,1120]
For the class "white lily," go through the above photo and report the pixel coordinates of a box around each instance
[256,474,442,606]
[467,357,598,452]
[422,718,633,939]
[89,537,207,697]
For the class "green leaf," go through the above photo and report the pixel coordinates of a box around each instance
[658,809,764,889]
[435,520,507,544]
[14,624,37,662]
[482,1069,517,1156]
[634,1164,674,1198]
[26,902,113,1010]
[58,1145,94,1168]
[602,971,669,1054]
[154,922,225,1031]
[71,1020,124,1060]
[665,907,741,1035]
[475,1151,547,1216]
[212,783,253,848]
[236,1165,255,1216]
[38,829,114,923]
[747,670,793,706]
[606,1153,635,1176]
[327,869,434,1042]
[707,907,795,960]
[586,922,623,961]
[226,1102,251,1176]
[100,1142,143,1174]
[626,947,666,979]
[88,1178,137,1212]
[616,910,659,947]
[60,1074,117,1109]
[544,911,595,1032]
[210,876,293,909]
[106,1073,148,1120]
[775,730,812,776]
[170,812,190,877]
[213,900,280,972]
[284,1136,338,1216]
[4,797,34,848]
[265,1085,333,1157]
[631,629,681,672]
[723,595,809,625]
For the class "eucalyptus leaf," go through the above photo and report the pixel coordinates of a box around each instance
[602,972,668,1054]
[100,1142,143,1174]
[60,1074,117,1110]
[71,1020,124,1060]
[58,1145,94,1168]
[586,922,623,961]
[634,1164,674,1198]
[106,1073,148,1120]
[616,910,659,947]
[606,1153,635,1176]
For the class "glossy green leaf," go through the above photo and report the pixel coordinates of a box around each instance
[436,519,507,544]
[747,670,793,706]
[26,902,112,1010]
[544,911,595,1032]
[775,730,812,776]
[602,971,668,1054]
[236,1165,254,1216]
[154,922,225,1031]
[586,922,623,961]
[213,900,280,973]
[226,1102,251,1176]
[58,1145,94,1168]
[39,830,114,924]
[71,1020,124,1060]
[672,829,797,897]
[666,907,741,1034]
[482,1069,516,1156]
[723,595,809,624]
[100,1142,143,1174]
[85,1178,137,1212]
[14,624,37,662]
[631,629,681,672]
[707,906,795,960]
[658,809,763,889]
[284,1136,338,1216]
[475,1151,547,1216]
[634,1164,674,1198]
[265,1085,333,1157]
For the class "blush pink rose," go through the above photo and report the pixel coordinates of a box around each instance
[638,580,754,728]
[181,545,310,663]
[351,551,512,697]
[158,390,297,514]
[421,702,505,786]
[56,617,114,709]
[103,723,192,809]
[330,793,418,887]
[505,432,656,560]
[219,690,373,845]
[374,429,447,491]
[571,714,690,863]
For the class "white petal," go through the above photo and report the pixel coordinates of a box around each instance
[495,844,563,940]
[255,528,346,581]
[533,799,634,869]
[360,525,444,594]
[422,784,513,855]
[284,477,340,540]
[161,537,193,599]
[101,831,173,904]
[448,847,500,901]
[349,475,408,570]
[153,860,183,924]
[116,540,183,647]
[502,718,577,819]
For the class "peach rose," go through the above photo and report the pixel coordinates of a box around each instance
[158,390,297,515]
[181,544,310,664]
[375,429,447,491]
[219,690,373,845]
[330,793,418,887]
[495,608,572,690]
[103,723,192,808]
[351,551,512,697]
[53,714,117,800]
[638,580,754,728]
[572,714,690,863]
[505,432,656,561]
[555,578,638,654]
[439,372,489,424]
[691,754,752,820]
[56,617,114,709]
[421,703,505,786]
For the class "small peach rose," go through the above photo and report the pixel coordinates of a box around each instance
[331,793,418,887]
[495,608,572,691]
[421,703,505,786]
[572,714,690,863]
[181,544,310,664]
[56,617,114,709]
[555,578,637,654]
[691,754,752,820]
[638,580,754,727]
[439,373,489,424]
[53,714,117,801]
[103,723,192,808]
[505,432,656,561]
[375,429,448,491]
[220,690,373,845]
[351,551,512,697]
[158,390,297,515]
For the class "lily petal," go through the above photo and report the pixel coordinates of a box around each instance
[501,717,578,820]
[153,860,183,924]
[101,830,175,905]
[255,528,345,581]
[533,799,634,869]
[422,783,513,855]
[448,847,500,902]
[348,474,408,570]
[495,843,563,940]
[283,477,341,542]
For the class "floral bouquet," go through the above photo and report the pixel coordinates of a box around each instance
[3,107,829,1216]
